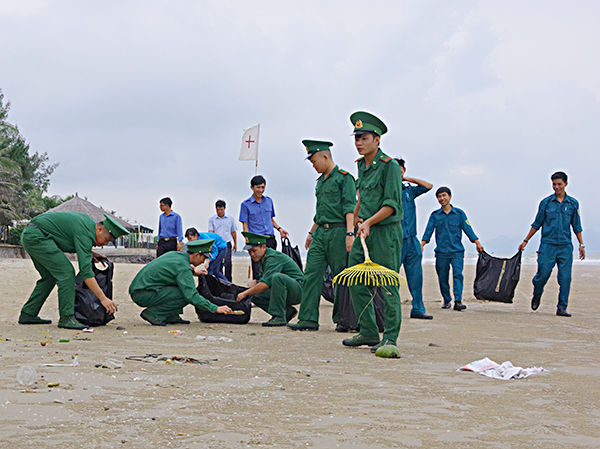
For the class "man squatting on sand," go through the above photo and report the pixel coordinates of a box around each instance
[129,239,232,326]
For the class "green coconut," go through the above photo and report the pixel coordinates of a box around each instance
[375,344,401,359]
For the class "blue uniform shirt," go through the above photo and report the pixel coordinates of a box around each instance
[401,183,430,239]
[239,195,276,235]
[158,211,183,241]
[422,206,478,253]
[532,194,582,246]
[197,232,227,261]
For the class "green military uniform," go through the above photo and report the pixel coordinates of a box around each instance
[129,240,218,325]
[294,140,356,329]
[347,112,404,346]
[19,211,129,327]
[242,232,304,323]
[253,248,304,321]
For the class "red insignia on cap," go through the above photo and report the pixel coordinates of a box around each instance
[355,120,363,129]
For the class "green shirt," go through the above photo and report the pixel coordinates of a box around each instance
[259,248,304,287]
[314,165,356,225]
[31,211,97,279]
[355,149,403,226]
[129,252,218,313]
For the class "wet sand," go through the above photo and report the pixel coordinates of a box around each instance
[0,257,599,448]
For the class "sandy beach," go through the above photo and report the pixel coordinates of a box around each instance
[1,257,599,448]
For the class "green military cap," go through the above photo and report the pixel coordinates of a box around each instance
[350,111,388,136]
[186,238,214,255]
[103,214,130,245]
[303,139,333,160]
[242,231,270,250]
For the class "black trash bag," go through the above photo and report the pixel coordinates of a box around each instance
[321,267,335,304]
[337,284,385,333]
[474,251,521,303]
[74,259,115,327]
[281,237,303,272]
[195,275,252,324]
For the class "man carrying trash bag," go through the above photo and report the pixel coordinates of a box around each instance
[18,212,129,330]
[129,239,232,326]
[288,139,356,332]
[236,231,304,327]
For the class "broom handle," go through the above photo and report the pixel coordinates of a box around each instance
[360,234,370,260]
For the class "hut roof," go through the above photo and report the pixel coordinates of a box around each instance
[46,193,135,231]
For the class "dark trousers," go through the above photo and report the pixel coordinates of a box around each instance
[252,236,277,279]
[157,238,177,258]
[208,247,229,282]
[221,242,233,281]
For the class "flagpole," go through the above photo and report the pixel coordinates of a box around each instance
[255,123,260,175]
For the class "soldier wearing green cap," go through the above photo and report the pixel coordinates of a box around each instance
[129,239,233,325]
[18,211,129,329]
[288,140,356,331]
[237,231,304,326]
[343,111,404,353]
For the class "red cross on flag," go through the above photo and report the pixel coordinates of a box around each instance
[239,123,260,161]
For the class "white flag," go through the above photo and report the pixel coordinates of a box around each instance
[239,124,260,161]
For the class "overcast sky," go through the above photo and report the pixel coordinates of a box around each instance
[2,0,598,254]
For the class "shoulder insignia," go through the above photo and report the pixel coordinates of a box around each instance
[379,155,392,163]
[465,220,471,226]
[354,157,364,163]
[337,168,348,175]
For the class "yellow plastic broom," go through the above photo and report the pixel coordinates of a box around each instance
[333,235,402,287]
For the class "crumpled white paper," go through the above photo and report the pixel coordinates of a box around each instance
[458,357,547,380]
[195,335,232,342]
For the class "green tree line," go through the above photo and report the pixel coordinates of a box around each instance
[1,89,69,244]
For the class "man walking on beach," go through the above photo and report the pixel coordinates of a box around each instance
[129,239,233,326]
[19,212,129,329]
[236,231,303,326]
[395,157,433,320]
[343,111,404,354]
[288,140,356,332]
[421,187,484,311]
[239,175,289,279]
[157,197,183,258]
[208,199,238,281]
[518,171,585,317]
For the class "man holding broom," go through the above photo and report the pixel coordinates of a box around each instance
[343,111,404,353]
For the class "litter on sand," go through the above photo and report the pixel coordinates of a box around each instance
[195,335,233,342]
[458,357,547,380]
[125,354,216,365]
[41,356,79,367]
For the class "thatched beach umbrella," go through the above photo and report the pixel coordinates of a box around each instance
[46,193,134,232]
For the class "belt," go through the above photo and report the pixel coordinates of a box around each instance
[159,237,176,242]
[319,222,346,229]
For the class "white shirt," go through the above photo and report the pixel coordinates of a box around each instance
[208,214,237,244]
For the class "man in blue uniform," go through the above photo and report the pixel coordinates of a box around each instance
[157,197,183,257]
[395,158,433,320]
[239,175,289,280]
[518,171,585,317]
[421,187,484,311]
